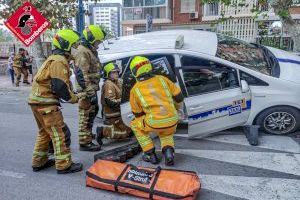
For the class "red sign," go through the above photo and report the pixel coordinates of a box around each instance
[4,1,50,47]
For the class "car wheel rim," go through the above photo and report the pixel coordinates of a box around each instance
[263,112,296,135]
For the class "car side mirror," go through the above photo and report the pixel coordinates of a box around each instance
[241,80,250,93]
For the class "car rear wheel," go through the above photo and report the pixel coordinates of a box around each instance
[256,106,300,135]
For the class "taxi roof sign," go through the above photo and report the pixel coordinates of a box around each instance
[175,35,184,49]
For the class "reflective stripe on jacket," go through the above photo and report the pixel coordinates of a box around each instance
[28,55,76,105]
[130,75,182,129]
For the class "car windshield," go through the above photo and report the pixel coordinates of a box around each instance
[216,34,271,75]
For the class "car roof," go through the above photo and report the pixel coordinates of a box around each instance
[98,30,218,59]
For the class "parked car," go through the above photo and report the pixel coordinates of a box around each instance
[73,30,300,137]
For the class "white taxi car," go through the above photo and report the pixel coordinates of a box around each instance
[90,30,300,137]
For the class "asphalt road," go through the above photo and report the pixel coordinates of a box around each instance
[0,86,299,200]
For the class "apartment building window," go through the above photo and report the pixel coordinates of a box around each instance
[155,0,166,5]
[144,7,166,18]
[123,8,134,20]
[259,2,269,12]
[180,0,196,13]
[145,0,154,6]
[124,0,133,7]
[293,0,300,4]
[204,3,219,16]
[134,0,144,6]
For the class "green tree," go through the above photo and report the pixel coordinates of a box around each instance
[202,0,300,52]
[0,28,15,42]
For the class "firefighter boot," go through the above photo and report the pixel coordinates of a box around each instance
[96,126,103,146]
[79,142,101,152]
[163,147,175,166]
[142,148,160,164]
[32,159,55,172]
[57,163,83,174]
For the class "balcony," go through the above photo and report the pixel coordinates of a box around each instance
[202,3,220,21]
[122,6,171,24]
[124,0,167,8]
[202,0,259,21]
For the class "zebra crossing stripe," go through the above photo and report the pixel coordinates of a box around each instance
[0,170,26,179]
[204,135,300,153]
[200,175,300,200]
[176,149,300,176]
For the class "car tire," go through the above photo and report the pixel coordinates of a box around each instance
[255,106,300,135]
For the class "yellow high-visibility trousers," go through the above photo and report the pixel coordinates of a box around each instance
[103,117,131,139]
[131,116,176,152]
[31,105,72,170]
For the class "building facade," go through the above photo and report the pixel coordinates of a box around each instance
[89,3,121,36]
[122,0,172,35]
[121,0,300,48]
[202,0,258,42]
[161,0,212,31]
[122,0,212,35]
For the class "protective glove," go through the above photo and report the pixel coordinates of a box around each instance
[68,95,78,104]
[90,95,98,105]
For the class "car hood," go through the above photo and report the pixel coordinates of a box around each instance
[266,46,300,84]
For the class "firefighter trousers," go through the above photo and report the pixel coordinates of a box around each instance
[31,104,72,170]
[102,117,132,139]
[78,97,99,145]
[131,116,176,152]
[13,66,28,86]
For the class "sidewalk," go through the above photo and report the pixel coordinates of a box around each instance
[0,75,32,93]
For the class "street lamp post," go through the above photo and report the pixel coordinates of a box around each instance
[146,14,153,32]
[78,0,85,34]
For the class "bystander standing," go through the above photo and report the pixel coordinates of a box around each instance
[7,52,15,85]
[24,50,33,82]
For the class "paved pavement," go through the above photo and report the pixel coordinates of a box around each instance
[0,74,32,91]
[0,76,299,200]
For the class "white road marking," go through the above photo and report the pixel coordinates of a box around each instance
[177,149,300,176]
[0,101,20,105]
[205,135,300,153]
[175,134,189,138]
[0,170,26,179]
[200,175,300,200]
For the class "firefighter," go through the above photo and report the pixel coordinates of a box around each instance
[95,63,132,145]
[13,48,30,86]
[28,29,83,174]
[129,56,184,166]
[74,25,105,151]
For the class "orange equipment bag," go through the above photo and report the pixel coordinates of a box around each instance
[86,160,201,200]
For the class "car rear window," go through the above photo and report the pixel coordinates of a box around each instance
[216,34,271,75]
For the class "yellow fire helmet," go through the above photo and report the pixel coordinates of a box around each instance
[103,63,119,78]
[130,56,153,78]
[83,25,106,44]
[52,29,80,52]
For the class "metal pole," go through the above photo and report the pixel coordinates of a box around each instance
[78,0,85,34]
[146,14,153,32]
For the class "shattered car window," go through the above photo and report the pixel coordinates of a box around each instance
[121,55,175,103]
[216,34,270,75]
